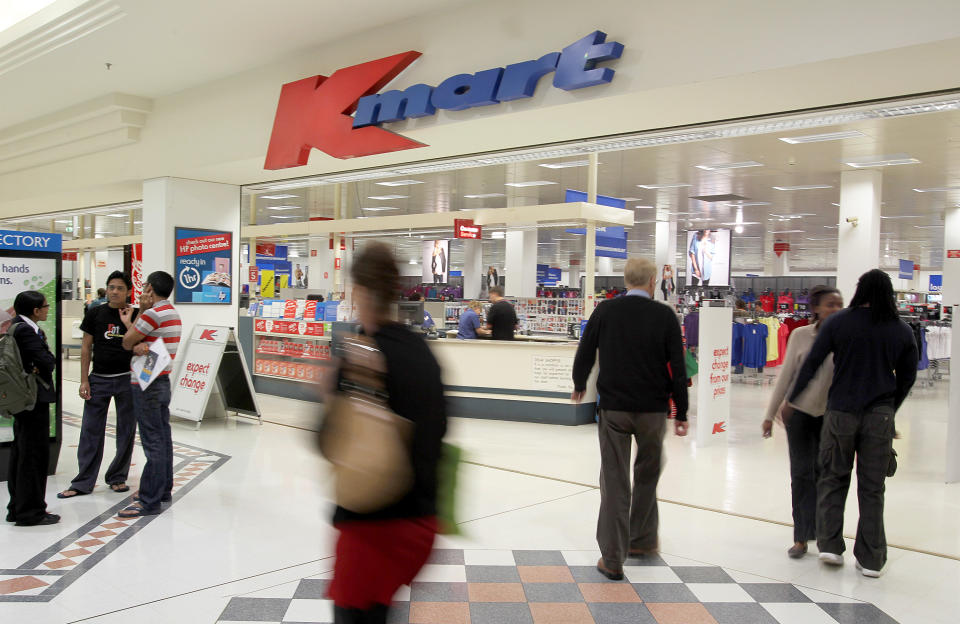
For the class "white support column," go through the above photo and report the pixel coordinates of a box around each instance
[943,206,960,482]
[463,239,483,299]
[837,169,882,301]
[568,266,581,289]
[142,177,240,335]
[308,236,335,296]
[584,221,596,312]
[505,230,537,297]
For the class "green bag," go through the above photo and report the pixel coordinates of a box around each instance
[684,349,698,379]
[436,442,463,535]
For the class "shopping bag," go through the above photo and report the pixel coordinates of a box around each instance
[684,349,698,379]
[436,442,463,535]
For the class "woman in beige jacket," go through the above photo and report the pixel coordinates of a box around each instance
[763,285,843,558]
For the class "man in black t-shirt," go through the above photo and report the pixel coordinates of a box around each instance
[485,286,517,340]
[59,272,139,498]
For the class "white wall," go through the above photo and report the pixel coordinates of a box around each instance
[6,1,960,216]
[141,177,240,335]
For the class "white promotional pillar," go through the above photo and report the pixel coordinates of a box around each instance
[943,206,960,483]
[505,230,537,297]
[837,170,882,300]
[462,239,483,299]
[695,305,732,447]
[142,177,241,335]
[308,236,335,295]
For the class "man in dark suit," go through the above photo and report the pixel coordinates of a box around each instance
[6,290,59,526]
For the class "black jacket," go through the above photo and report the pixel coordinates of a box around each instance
[14,317,57,404]
[333,323,447,524]
[572,295,689,420]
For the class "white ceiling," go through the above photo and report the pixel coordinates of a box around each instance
[0,0,472,130]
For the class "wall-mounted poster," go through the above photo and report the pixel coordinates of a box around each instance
[685,229,731,287]
[423,240,449,284]
[174,228,233,304]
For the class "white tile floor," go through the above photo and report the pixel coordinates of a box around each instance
[0,360,954,623]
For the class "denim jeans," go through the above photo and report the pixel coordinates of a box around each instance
[784,410,822,543]
[817,405,895,571]
[70,374,137,493]
[131,376,173,512]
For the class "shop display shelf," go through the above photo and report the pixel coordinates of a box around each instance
[253,373,322,385]
[254,331,331,341]
[255,350,331,361]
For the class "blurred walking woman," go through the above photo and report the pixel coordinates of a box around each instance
[326,243,447,624]
[6,291,59,526]
[762,286,843,558]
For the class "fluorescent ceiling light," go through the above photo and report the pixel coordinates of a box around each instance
[266,205,300,211]
[538,160,591,169]
[720,221,762,226]
[823,225,839,229]
[259,194,298,200]
[772,184,833,191]
[881,215,922,219]
[464,193,505,199]
[726,201,771,207]
[375,179,423,186]
[769,214,804,219]
[695,161,763,171]
[538,242,558,245]
[778,130,865,144]
[105,213,127,217]
[637,183,691,189]
[367,194,407,200]
[771,230,805,234]
[362,207,399,211]
[843,154,920,168]
[912,186,960,192]
[619,197,642,201]
[914,225,945,229]
[504,181,557,187]
[270,215,297,219]
[55,219,71,224]
[491,231,505,239]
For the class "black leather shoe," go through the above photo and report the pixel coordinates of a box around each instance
[15,513,60,526]
[596,558,624,581]
[5,513,15,523]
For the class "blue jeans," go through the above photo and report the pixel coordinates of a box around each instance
[131,376,173,512]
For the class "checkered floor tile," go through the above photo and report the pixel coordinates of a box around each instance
[215,549,899,623]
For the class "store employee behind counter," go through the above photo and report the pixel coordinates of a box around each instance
[485,286,517,340]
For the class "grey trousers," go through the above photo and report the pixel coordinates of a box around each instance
[817,405,895,571]
[597,410,667,570]
[69,374,137,493]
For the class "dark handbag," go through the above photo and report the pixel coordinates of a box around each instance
[887,448,898,478]
[319,334,414,514]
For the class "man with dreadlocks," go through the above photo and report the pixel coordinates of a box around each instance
[790,269,917,578]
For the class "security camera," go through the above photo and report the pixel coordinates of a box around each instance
[845,217,859,227]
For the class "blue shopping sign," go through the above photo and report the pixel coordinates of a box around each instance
[898,259,914,280]
[929,274,942,293]
[564,189,629,258]
[0,230,62,253]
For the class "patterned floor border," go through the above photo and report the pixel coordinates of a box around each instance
[0,411,231,602]
[216,549,901,624]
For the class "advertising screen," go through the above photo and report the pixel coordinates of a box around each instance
[685,229,731,287]
[423,240,449,284]
[174,228,233,304]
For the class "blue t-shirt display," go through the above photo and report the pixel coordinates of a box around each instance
[457,308,481,339]
[742,324,769,369]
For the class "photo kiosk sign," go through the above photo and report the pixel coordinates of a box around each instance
[169,325,260,428]
[0,230,62,479]
[174,228,233,304]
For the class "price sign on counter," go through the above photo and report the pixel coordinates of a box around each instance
[531,355,574,392]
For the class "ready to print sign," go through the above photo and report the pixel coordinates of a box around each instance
[174,227,232,304]
[929,275,943,293]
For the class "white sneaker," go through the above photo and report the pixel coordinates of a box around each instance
[819,552,844,566]
[856,562,882,578]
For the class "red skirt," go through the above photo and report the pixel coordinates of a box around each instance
[328,516,437,609]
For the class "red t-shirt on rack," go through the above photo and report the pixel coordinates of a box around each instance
[759,294,776,313]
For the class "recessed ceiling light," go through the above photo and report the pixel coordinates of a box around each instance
[362,207,399,211]
[843,154,920,168]
[375,179,423,186]
[266,205,300,211]
[538,160,591,169]
[504,181,557,187]
[695,161,764,171]
[464,193,505,199]
[772,184,833,191]
[270,215,297,219]
[726,201,771,207]
[259,194,298,199]
[778,130,865,144]
[880,215,922,219]
[912,186,960,192]
[367,194,407,200]
[636,183,691,189]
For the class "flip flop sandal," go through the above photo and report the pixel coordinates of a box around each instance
[109,484,130,493]
[56,490,89,499]
[118,504,160,519]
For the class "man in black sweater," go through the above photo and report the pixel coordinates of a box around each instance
[790,269,917,578]
[572,258,688,581]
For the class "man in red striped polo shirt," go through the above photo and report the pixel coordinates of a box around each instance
[118,271,182,518]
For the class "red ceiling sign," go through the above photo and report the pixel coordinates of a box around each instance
[774,242,791,257]
[454,219,482,240]
[310,249,317,257]
[249,266,259,283]
[948,250,960,258]
[256,242,276,257]
[914,263,920,271]
[61,252,78,261]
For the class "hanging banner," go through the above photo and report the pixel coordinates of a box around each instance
[898,259,914,280]
[929,274,943,293]
[174,227,233,304]
[454,219,482,239]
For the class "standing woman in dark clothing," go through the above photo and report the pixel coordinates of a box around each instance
[790,269,917,578]
[326,243,447,624]
[6,291,59,526]
[762,286,843,558]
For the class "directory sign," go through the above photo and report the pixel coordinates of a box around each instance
[174,228,233,304]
